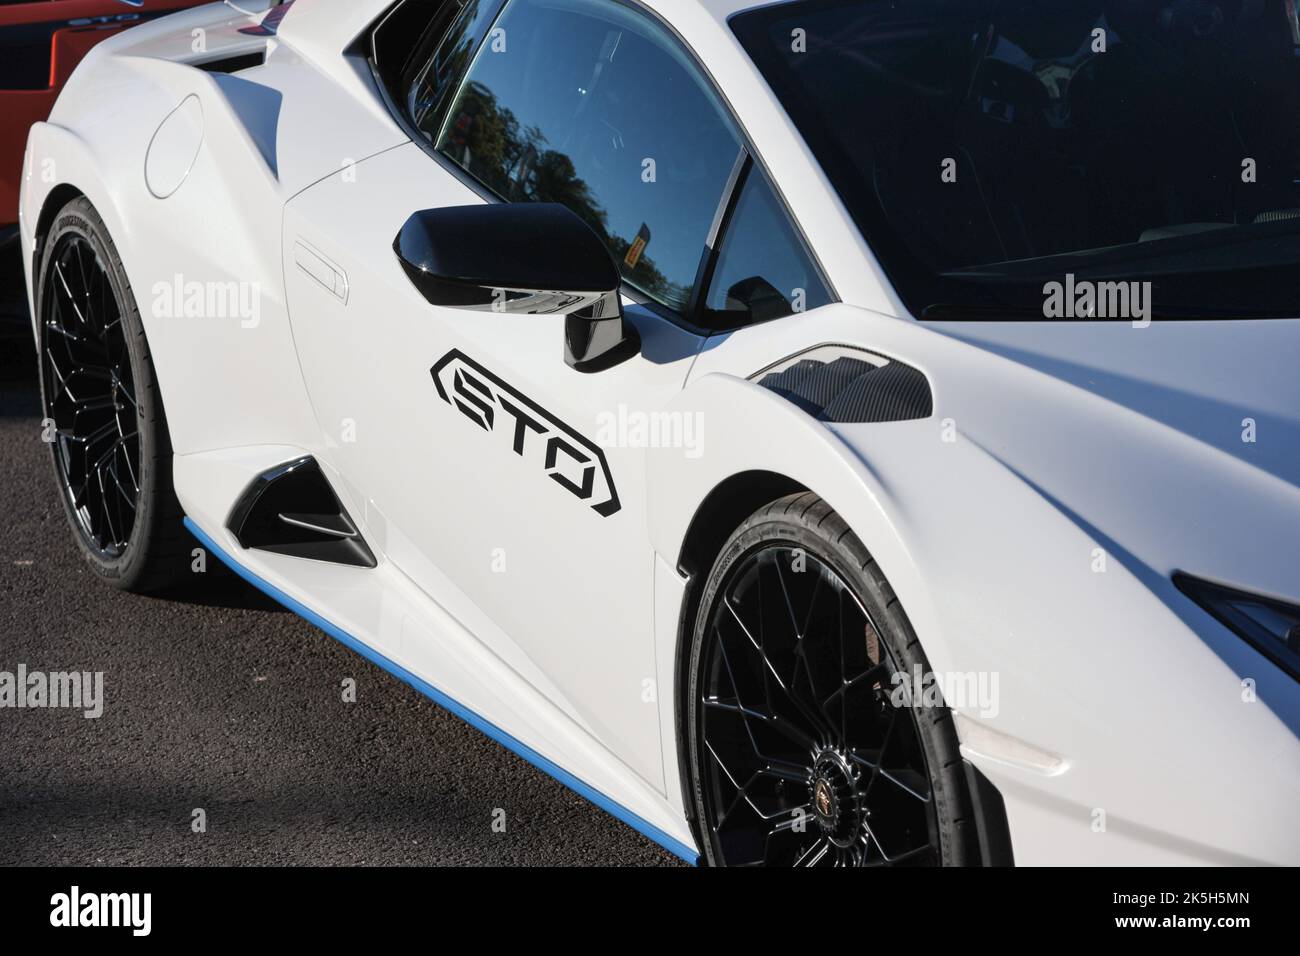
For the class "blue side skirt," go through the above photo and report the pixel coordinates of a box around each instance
[183,517,699,866]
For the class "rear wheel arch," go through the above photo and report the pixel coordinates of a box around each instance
[32,183,86,276]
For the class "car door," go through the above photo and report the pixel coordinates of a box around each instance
[282,0,759,789]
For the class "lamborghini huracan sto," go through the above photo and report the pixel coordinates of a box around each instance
[18,0,1300,865]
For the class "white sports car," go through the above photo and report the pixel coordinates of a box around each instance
[17,0,1300,866]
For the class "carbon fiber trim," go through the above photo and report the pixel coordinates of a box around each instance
[756,351,932,423]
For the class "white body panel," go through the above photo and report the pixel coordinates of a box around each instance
[20,0,1300,865]
[280,143,706,791]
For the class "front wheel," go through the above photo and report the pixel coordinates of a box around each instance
[685,492,977,866]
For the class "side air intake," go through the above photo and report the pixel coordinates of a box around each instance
[752,346,933,423]
[227,457,376,568]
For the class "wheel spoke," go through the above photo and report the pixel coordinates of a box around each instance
[54,261,87,329]
[793,837,830,867]
[702,697,818,753]
[114,374,138,410]
[876,767,931,803]
[824,661,890,712]
[723,595,830,743]
[706,742,793,829]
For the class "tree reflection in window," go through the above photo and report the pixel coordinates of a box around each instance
[432,0,742,314]
[441,80,679,306]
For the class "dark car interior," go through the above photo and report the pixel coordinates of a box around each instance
[734,0,1300,318]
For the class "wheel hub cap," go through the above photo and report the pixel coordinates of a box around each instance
[809,750,861,847]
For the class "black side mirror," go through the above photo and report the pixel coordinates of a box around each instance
[393,203,639,372]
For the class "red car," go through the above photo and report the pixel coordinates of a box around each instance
[0,0,214,248]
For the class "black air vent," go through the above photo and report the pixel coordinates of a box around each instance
[195,50,266,74]
[227,457,376,568]
[756,352,932,423]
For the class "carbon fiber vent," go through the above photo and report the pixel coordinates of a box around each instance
[754,349,932,423]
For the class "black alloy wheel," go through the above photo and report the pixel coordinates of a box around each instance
[42,230,141,557]
[37,196,189,591]
[686,493,976,867]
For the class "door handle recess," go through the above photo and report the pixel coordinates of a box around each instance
[294,239,349,303]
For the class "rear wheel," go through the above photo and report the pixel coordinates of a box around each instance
[36,196,189,591]
[686,492,977,866]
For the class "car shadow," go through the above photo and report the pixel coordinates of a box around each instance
[153,563,289,614]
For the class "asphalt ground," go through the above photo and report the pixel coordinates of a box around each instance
[0,262,678,866]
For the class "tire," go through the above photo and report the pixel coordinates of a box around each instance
[36,196,190,592]
[685,492,977,866]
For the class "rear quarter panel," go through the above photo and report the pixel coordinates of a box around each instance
[22,0,404,456]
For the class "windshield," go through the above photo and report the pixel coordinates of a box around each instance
[732,0,1300,321]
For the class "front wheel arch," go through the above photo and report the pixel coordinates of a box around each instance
[677,490,985,866]
[672,472,806,847]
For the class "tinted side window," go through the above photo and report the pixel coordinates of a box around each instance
[407,0,504,141]
[434,0,743,312]
[703,168,831,329]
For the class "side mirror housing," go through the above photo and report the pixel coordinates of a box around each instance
[393,203,639,372]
